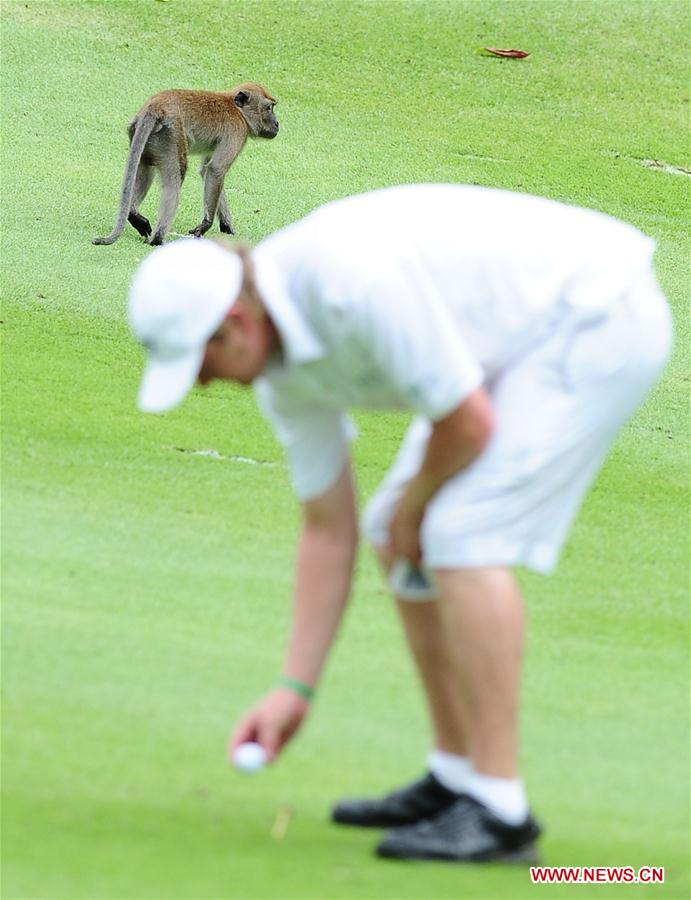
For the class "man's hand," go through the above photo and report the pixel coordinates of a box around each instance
[389,497,425,564]
[230,688,311,763]
[388,389,494,564]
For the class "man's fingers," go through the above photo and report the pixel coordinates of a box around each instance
[230,717,259,754]
[229,690,309,766]
[257,723,281,762]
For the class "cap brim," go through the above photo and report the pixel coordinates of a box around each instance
[137,345,206,413]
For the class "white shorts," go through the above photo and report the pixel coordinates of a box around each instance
[362,268,673,577]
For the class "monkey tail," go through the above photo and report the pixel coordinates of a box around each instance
[92,111,160,245]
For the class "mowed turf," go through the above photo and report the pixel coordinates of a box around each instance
[1,1,688,898]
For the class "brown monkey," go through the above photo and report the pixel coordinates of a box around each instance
[93,83,279,246]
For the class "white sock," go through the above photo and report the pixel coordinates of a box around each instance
[464,770,529,825]
[427,750,473,794]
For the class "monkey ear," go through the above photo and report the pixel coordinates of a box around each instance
[234,90,250,108]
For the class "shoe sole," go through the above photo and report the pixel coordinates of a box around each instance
[377,842,540,865]
[332,812,418,828]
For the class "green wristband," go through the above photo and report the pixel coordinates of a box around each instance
[278,675,316,701]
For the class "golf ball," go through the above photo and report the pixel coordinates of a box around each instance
[232,741,268,773]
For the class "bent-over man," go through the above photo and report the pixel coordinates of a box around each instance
[128,185,672,862]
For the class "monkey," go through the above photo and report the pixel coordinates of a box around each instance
[93,83,278,246]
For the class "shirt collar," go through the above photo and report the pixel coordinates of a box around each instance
[253,253,324,366]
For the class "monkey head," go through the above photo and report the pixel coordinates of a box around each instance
[232,83,279,139]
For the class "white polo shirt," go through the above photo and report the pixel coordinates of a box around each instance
[251,184,654,501]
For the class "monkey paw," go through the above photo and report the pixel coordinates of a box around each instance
[189,219,212,238]
[128,212,152,238]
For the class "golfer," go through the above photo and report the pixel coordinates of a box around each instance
[128,185,672,863]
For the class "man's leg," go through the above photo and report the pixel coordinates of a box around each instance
[375,564,540,862]
[372,553,524,782]
[396,599,470,753]
[331,546,471,827]
[434,566,523,778]
[332,548,539,857]
[380,547,469,757]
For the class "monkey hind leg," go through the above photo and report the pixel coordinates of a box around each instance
[149,126,187,245]
[217,189,235,235]
[93,160,152,244]
[149,162,183,246]
[128,163,154,238]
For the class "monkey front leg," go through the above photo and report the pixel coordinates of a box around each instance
[190,143,237,238]
[190,162,226,238]
[198,157,234,235]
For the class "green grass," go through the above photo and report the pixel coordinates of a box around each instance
[1,1,688,898]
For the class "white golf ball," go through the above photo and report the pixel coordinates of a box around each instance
[232,741,268,773]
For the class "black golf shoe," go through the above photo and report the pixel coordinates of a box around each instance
[376,794,541,863]
[331,772,461,828]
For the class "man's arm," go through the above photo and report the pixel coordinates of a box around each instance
[283,461,359,686]
[389,386,494,562]
[230,461,358,759]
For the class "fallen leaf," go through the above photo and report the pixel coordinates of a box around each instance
[482,47,530,59]
[271,806,295,841]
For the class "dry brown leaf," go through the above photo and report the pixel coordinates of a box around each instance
[483,48,530,59]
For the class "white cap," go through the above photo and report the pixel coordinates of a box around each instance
[128,239,243,413]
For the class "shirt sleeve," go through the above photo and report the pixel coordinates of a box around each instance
[357,267,484,420]
[254,378,357,501]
